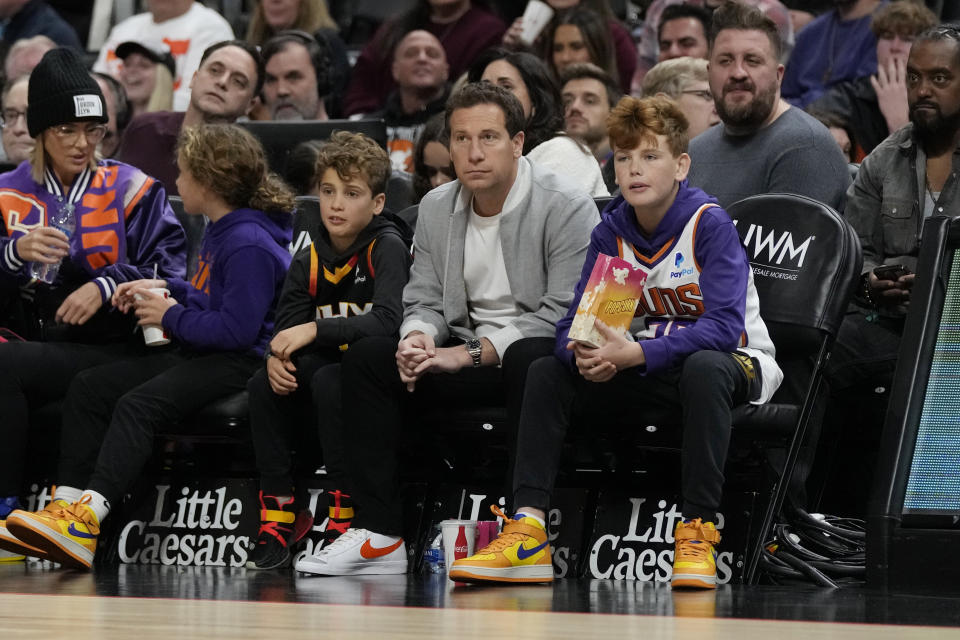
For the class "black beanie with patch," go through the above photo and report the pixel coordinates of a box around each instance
[27,47,108,138]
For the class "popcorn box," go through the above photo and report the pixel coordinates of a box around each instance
[568,253,647,347]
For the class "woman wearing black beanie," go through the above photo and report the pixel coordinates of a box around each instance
[0,47,187,561]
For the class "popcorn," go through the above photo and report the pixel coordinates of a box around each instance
[568,253,647,347]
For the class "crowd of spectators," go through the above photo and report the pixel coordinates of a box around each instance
[0,0,950,199]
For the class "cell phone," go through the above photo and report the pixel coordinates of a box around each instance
[873,264,911,281]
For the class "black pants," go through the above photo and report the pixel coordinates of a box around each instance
[513,350,755,523]
[814,312,903,513]
[0,340,137,496]
[248,349,346,496]
[338,335,555,535]
[826,311,903,392]
[58,350,261,506]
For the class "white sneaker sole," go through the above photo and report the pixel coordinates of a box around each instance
[0,547,25,562]
[671,572,717,589]
[448,564,554,583]
[6,513,94,570]
[294,556,408,576]
[0,523,45,559]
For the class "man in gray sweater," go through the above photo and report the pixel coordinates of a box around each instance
[294,82,600,576]
[687,2,851,211]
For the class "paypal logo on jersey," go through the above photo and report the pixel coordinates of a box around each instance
[670,252,694,278]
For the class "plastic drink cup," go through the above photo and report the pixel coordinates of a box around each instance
[475,520,499,551]
[135,287,171,346]
[520,0,555,46]
[440,519,477,572]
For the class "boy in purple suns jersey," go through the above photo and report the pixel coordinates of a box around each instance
[449,95,782,588]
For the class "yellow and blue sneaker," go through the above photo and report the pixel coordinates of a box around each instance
[449,506,553,583]
[6,497,100,569]
[671,518,721,589]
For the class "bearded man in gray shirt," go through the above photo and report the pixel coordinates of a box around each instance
[688,2,851,211]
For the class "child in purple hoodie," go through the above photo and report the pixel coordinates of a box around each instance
[450,96,782,588]
[0,125,294,569]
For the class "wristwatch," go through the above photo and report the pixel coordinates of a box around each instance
[466,338,483,367]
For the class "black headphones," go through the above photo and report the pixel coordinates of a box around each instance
[262,29,333,100]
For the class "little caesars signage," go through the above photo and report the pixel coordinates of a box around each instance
[587,493,748,583]
[118,483,251,567]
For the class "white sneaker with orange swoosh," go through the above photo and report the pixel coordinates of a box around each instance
[294,528,408,576]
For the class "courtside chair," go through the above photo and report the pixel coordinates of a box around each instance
[292,196,324,252]
[608,193,862,583]
[167,196,207,281]
[539,193,861,582]
[724,193,862,582]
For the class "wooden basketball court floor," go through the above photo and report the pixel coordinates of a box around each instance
[2,562,960,639]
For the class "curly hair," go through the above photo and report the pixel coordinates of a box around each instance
[177,124,295,214]
[872,1,937,39]
[315,130,391,195]
[607,95,689,156]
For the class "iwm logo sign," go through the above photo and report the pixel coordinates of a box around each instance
[734,221,815,282]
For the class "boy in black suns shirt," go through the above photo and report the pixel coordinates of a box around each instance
[245,131,412,570]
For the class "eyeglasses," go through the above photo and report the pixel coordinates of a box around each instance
[52,123,107,146]
[0,108,26,128]
[681,89,714,102]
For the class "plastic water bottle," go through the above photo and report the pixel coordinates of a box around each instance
[31,206,75,284]
[424,531,445,574]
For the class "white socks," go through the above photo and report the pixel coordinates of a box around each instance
[52,487,111,524]
[80,490,111,523]
[53,486,82,504]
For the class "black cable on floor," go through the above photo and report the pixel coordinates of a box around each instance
[759,506,866,587]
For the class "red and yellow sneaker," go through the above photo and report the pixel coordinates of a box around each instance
[6,497,100,569]
[318,489,353,550]
[246,493,298,571]
[671,518,721,589]
[449,506,553,584]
